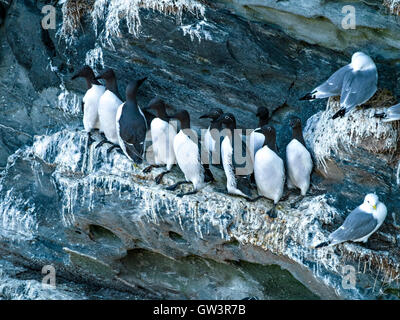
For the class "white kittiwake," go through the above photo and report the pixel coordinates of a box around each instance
[300,52,378,119]
[316,193,387,248]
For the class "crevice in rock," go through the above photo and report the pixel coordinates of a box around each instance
[41,28,57,58]
[116,248,319,299]
[88,225,123,247]
[168,231,187,244]
[222,238,240,248]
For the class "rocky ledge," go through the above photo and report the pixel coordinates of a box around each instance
[1,95,400,300]
[1,0,400,300]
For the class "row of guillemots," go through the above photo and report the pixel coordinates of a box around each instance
[71,51,395,249]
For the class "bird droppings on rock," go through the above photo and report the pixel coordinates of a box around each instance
[1,129,400,299]
[304,91,399,173]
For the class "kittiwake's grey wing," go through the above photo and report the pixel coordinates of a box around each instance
[382,103,400,122]
[329,206,378,243]
[340,68,378,112]
[313,65,352,99]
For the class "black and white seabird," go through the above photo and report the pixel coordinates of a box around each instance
[316,193,387,248]
[374,103,400,122]
[166,110,214,197]
[249,107,270,166]
[300,52,378,119]
[286,117,313,196]
[199,108,223,169]
[216,113,254,200]
[94,69,123,151]
[142,98,177,184]
[71,66,105,144]
[250,125,285,217]
[200,108,223,156]
[115,78,147,163]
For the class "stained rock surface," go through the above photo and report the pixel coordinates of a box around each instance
[0,0,400,299]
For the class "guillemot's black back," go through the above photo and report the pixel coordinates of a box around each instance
[117,78,147,163]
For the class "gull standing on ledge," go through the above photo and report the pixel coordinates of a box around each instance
[300,52,378,119]
[315,193,387,248]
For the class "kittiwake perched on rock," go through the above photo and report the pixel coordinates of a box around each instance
[374,103,400,122]
[115,78,147,163]
[286,117,313,196]
[315,193,387,248]
[94,69,123,152]
[142,98,177,184]
[249,125,285,217]
[166,110,214,197]
[71,66,105,144]
[300,52,378,119]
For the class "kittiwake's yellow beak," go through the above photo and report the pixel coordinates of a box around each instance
[373,204,377,210]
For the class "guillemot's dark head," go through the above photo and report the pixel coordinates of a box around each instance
[260,125,278,152]
[145,98,166,112]
[216,113,237,131]
[95,69,116,82]
[71,66,95,80]
[289,117,302,129]
[126,77,147,101]
[256,107,270,127]
[71,66,100,88]
[170,110,191,129]
[289,117,305,145]
[144,97,171,120]
[95,69,121,98]
[256,107,269,121]
[199,108,223,121]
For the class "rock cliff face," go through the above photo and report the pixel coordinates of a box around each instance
[0,0,400,299]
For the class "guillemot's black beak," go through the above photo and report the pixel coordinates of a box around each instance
[199,113,212,119]
[137,77,147,87]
